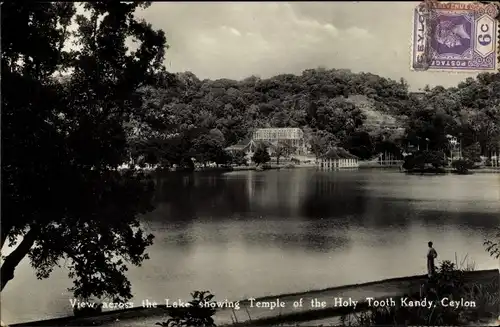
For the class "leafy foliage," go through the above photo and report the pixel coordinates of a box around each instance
[2,2,166,301]
[462,142,482,163]
[274,141,296,165]
[229,151,248,166]
[134,68,500,170]
[4,1,500,306]
[478,0,500,264]
[156,291,217,327]
[484,231,500,259]
[340,260,499,326]
[252,146,271,165]
[402,150,446,172]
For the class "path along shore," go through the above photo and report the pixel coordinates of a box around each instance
[9,269,499,327]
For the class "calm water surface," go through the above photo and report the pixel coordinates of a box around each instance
[2,170,499,323]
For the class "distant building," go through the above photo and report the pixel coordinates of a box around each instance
[225,139,275,160]
[252,128,308,155]
[225,128,309,161]
[447,135,461,161]
[318,147,359,169]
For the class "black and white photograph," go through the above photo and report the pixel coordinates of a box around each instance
[2,1,500,326]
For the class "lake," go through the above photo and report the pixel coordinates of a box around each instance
[2,169,499,324]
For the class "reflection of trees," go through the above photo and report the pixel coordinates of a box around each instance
[301,220,351,252]
[147,171,500,253]
[300,172,370,220]
[414,210,499,230]
[150,172,252,221]
[240,229,351,253]
[300,172,500,231]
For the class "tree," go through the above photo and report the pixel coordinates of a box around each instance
[230,151,248,166]
[309,130,337,159]
[252,146,271,165]
[191,132,225,167]
[344,131,374,160]
[214,149,232,167]
[2,2,167,302]
[157,291,217,327]
[402,150,446,171]
[483,3,500,259]
[485,230,500,259]
[273,141,296,165]
[462,142,482,163]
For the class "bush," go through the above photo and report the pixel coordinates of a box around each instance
[252,146,271,165]
[340,260,499,326]
[230,152,248,166]
[402,150,446,171]
[452,159,473,174]
[73,302,103,317]
[156,291,217,327]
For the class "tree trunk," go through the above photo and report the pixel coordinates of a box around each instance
[1,226,11,249]
[1,226,39,291]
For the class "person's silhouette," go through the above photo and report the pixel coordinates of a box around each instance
[427,241,438,278]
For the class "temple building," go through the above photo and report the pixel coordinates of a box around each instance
[225,139,274,159]
[225,128,308,159]
[318,147,359,169]
[252,128,308,155]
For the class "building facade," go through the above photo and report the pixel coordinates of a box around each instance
[225,128,310,164]
[252,128,307,155]
[318,147,359,169]
[226,139,274,162]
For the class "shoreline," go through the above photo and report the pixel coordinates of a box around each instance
[147,165,500,174]
[8,269,499,327]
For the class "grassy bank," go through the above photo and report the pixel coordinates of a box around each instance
[10,268,497,327]
[234,263,499,327]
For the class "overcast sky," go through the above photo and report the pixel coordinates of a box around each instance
[136,1,481,91]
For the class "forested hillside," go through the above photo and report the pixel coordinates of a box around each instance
[129,68,500,167]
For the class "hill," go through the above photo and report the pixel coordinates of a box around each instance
[130,69,500,167]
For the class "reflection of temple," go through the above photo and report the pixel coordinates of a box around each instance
[246,169,307,213]
[318,148,359,169]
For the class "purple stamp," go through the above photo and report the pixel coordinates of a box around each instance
[411,2,499,71]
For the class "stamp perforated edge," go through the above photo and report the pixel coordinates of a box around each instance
[409,1,500,73]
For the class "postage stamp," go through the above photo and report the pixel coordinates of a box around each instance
[411,1,499,72]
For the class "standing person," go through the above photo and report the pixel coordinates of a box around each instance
[427,241,438,277]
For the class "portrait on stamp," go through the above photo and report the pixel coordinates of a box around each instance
[412,2,498,71]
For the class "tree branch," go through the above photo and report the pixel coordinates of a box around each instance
[1,226,11,250]
[1,226,39,291]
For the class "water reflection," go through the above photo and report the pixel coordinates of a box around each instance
[147,170,500,256]
[2,170,499,324]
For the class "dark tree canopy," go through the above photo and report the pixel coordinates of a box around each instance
[252,146,271,165]
[2,2,167,301]
[134,68,500,168]
[3,1,500,305]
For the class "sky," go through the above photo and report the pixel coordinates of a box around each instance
[136,1,487,91]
